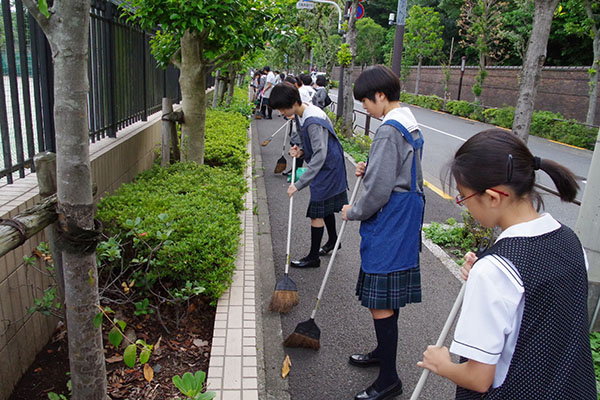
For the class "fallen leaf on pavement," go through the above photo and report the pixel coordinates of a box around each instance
[281,355,291,379]
[106,355,124,363]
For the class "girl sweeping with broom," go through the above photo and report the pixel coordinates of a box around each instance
[269,82,348,269]
[416,129,596,399]
[341,65,424,400]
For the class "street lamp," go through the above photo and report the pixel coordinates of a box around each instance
[457,56,467,101]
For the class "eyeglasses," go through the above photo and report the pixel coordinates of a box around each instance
[455,188,509,206]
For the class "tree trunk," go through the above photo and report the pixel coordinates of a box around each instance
[212,70,220,108]
[180,30,207,164]
[415,55,422,95]
[39,1,108,398]
[341,0,360,138]
[512,0,559,143]
[586,0,599,126]
[226,65,235,106]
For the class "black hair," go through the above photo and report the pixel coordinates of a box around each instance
[263,66,271,72]
[447,129,579,210]
[279,72,285,80]
[274,70,280,74]
[295,76,303,87]
[353,65,400,102]
[299,74,312,86]
[315,75,327,87]
[269,82,302,110]
[284,76,297,85]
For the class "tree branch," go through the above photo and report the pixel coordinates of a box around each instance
[21,0,52,33]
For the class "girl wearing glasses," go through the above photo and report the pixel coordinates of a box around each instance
[342,65,424,400]
[418,129,596,399]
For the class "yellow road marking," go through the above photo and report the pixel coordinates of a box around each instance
[548,139,587,151]
[424,180,453,200]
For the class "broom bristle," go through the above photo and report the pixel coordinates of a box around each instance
[283,332,320,350]
[283,318,321,350]
[274,163,286,174]
[269,290,299,313]
[261,139,270,146]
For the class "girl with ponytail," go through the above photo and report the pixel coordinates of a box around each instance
[417,129,596,399]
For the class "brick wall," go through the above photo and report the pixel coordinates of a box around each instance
[332,65,599,124]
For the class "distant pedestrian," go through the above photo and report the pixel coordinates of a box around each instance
[342,65,424,400]
[259,66,277,119]
[417,129,596,399]
[312,75,331,110]
[282,75,304,173]
[270,82,348,269]
[298,74,316,103]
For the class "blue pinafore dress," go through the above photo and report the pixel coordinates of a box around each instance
[355,120,425,309]
[299,116,348,218]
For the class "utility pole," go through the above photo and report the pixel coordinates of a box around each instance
[390,0,407,77]
[576,127,600,331]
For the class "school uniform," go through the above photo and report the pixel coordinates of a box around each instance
[452,213,596,399]
[294,104,348,218]
[346,107,424,309]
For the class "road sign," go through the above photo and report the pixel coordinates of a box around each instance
[356,3,365,19]
[296,1,315,10]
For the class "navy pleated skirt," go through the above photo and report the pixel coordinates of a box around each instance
[355,266,422,309]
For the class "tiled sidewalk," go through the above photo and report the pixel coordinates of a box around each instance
[206,129,259,400]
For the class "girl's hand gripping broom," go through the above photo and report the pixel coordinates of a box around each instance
[269,157,299,313]
[283,177,362,350]
[411,238,489,399]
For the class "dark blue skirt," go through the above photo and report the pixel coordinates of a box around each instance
[306,190,348,219]
[355,266,422,309]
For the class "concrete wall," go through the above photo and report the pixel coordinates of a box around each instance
[332,65,599,124]
[0,106,172,399]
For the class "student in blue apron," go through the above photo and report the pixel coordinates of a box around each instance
[417,129,596,399]
[269,82,348,268]
[342,65,424,400]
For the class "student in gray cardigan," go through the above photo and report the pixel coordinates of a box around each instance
[342,65,424,400]
[269,82,348,269]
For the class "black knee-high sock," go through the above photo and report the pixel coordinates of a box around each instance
[373,315,400,390]
[323,214,337,245]
[369,309,399,357]
[307,226,324,259]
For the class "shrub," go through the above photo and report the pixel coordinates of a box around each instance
[483,106,514,129]
[217,87,254,118]
[97,162,247,301]
[445,100,475,117]
[339,134,371,163]
[204,109,249,172]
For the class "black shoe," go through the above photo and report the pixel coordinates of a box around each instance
[354,380,403,400]
[349,353,380,367]
[291,257,320,268]
[282,170,291,176]
[319,242,341,256]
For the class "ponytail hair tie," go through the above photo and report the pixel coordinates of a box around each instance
[534,156,542,171]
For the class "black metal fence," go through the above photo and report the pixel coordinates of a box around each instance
[0,0,187,185]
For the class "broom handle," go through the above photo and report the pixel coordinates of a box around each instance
[270,120,291,141]
[310,176,362,319]
[409,283,466,400]
[284,156,297,275]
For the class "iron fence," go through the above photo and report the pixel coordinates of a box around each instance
[0,0,187,185]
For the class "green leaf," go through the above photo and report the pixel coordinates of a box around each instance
[38,0,50,18]
[93,312,103,328]
[108,327,123,348]
[123,344,137,367]
[140,348,151,364]
[116,319,126,331]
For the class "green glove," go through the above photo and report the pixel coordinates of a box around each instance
[287,168,306,183]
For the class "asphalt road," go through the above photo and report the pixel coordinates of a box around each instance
[254,116,466,400]
[329,90,593,229]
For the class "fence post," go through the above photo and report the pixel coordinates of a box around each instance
[106,1,117,137]
[161,99,173,167]
[33,152,64,304]
[365,114,371,137]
